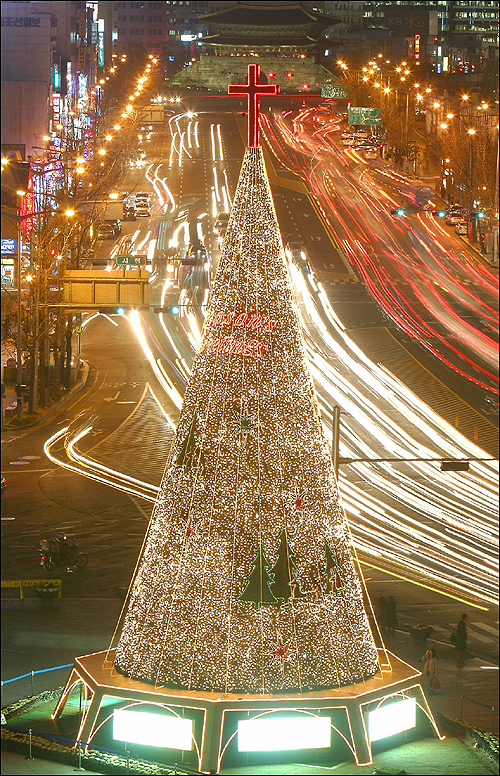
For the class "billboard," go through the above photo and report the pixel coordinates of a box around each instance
[348,107,382,126]
[1,239,17,255]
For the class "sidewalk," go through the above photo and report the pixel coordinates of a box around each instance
[1,751,102,775]
[1,360,89,430]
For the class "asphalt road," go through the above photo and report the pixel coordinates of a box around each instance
[1,106,498,698]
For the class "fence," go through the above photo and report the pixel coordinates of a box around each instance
[2,724,201,775]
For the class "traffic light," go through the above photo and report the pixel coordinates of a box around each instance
[390,208,406,217]
[99,307,126,316]
[437,210,446,218]
[169,305,180,316]
[441,460,470,472]
[477,211,485,219]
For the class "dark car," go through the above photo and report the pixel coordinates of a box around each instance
[96,219,121,239]
[96,222,115,239]
[104,219,121,236]
[122,203,136,221]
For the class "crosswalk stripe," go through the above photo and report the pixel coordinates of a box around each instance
[430,624,450,635]
[472,622,499,636]
[447,624,494,644]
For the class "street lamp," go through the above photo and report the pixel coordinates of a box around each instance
[64,208,75,218]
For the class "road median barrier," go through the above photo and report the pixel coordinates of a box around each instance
[1,579,61,600]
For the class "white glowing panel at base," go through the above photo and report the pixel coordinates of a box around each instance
[238,715,331,752]
[113,709,193,750]
[367,697,417,742]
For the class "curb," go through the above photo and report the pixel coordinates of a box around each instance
[457,235,498,268]
[2,360,90,431]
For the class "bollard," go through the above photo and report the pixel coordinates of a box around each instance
[74,745,85,771]
[126,749,131,775]
[492,707,496,736]
[455,412,460,428]
[27,728,34,760]
[473,425,478,441]
[30,670,34,698]
[460,694,464,721]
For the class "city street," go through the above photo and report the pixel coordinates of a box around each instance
[1,4,499,774]
[2,106,498,690]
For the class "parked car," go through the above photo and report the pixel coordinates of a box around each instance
[455,220,468,235]
[1,476,6,495]
[135,204,151,217]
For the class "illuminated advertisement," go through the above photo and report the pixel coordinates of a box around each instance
[51,93,61,125]
[1,239,17,255]
[97,18,104,67]
[414,34,421,60]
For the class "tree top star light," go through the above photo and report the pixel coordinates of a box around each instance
[113,67,380,695]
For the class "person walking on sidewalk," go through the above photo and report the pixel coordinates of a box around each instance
[421,648,439,691]
[386,595,398,636]
[455,613,468,666]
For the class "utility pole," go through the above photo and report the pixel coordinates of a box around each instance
[332,405,341,479]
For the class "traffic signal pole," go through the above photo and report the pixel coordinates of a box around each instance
[16,216,22,420]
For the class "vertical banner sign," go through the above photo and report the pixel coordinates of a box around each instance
[52,56,61,89]
[97,18,105,67]
[51,93,61,125]
[77,47,86,71]
[414,34,420,61]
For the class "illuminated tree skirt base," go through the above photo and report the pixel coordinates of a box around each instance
[53,649,441,773]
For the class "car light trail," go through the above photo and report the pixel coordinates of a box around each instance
[261,112,499,394]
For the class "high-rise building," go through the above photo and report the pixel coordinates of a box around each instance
[114,0,167,55]
[1,1,85,159]
[363,2,498,46]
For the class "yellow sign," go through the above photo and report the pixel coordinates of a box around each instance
[1,579,61,599]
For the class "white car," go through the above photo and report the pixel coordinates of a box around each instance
[135,205,151,217]
[445,210,463,225]
[455,221,468,235]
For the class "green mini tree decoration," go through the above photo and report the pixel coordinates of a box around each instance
[271,530,304,606]
[238,541,278,610]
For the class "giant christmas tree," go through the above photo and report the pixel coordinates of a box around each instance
[114,67,380,694]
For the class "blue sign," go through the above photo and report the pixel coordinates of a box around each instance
[1,239,17,255]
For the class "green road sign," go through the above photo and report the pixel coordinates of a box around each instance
[321,85,349,99]
[116,255,147,266]
[348,107,382,126]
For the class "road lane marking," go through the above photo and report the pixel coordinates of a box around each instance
[103,391,121,402]
[472,622,499,636]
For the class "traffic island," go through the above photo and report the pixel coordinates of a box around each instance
[1,688,497,776]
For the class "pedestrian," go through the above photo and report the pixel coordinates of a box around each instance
[454,613,468,666]
[376,596,387,634]
[386,595,398,636]
[421,648,439,691]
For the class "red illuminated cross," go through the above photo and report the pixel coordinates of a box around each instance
[228,64,279,148]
